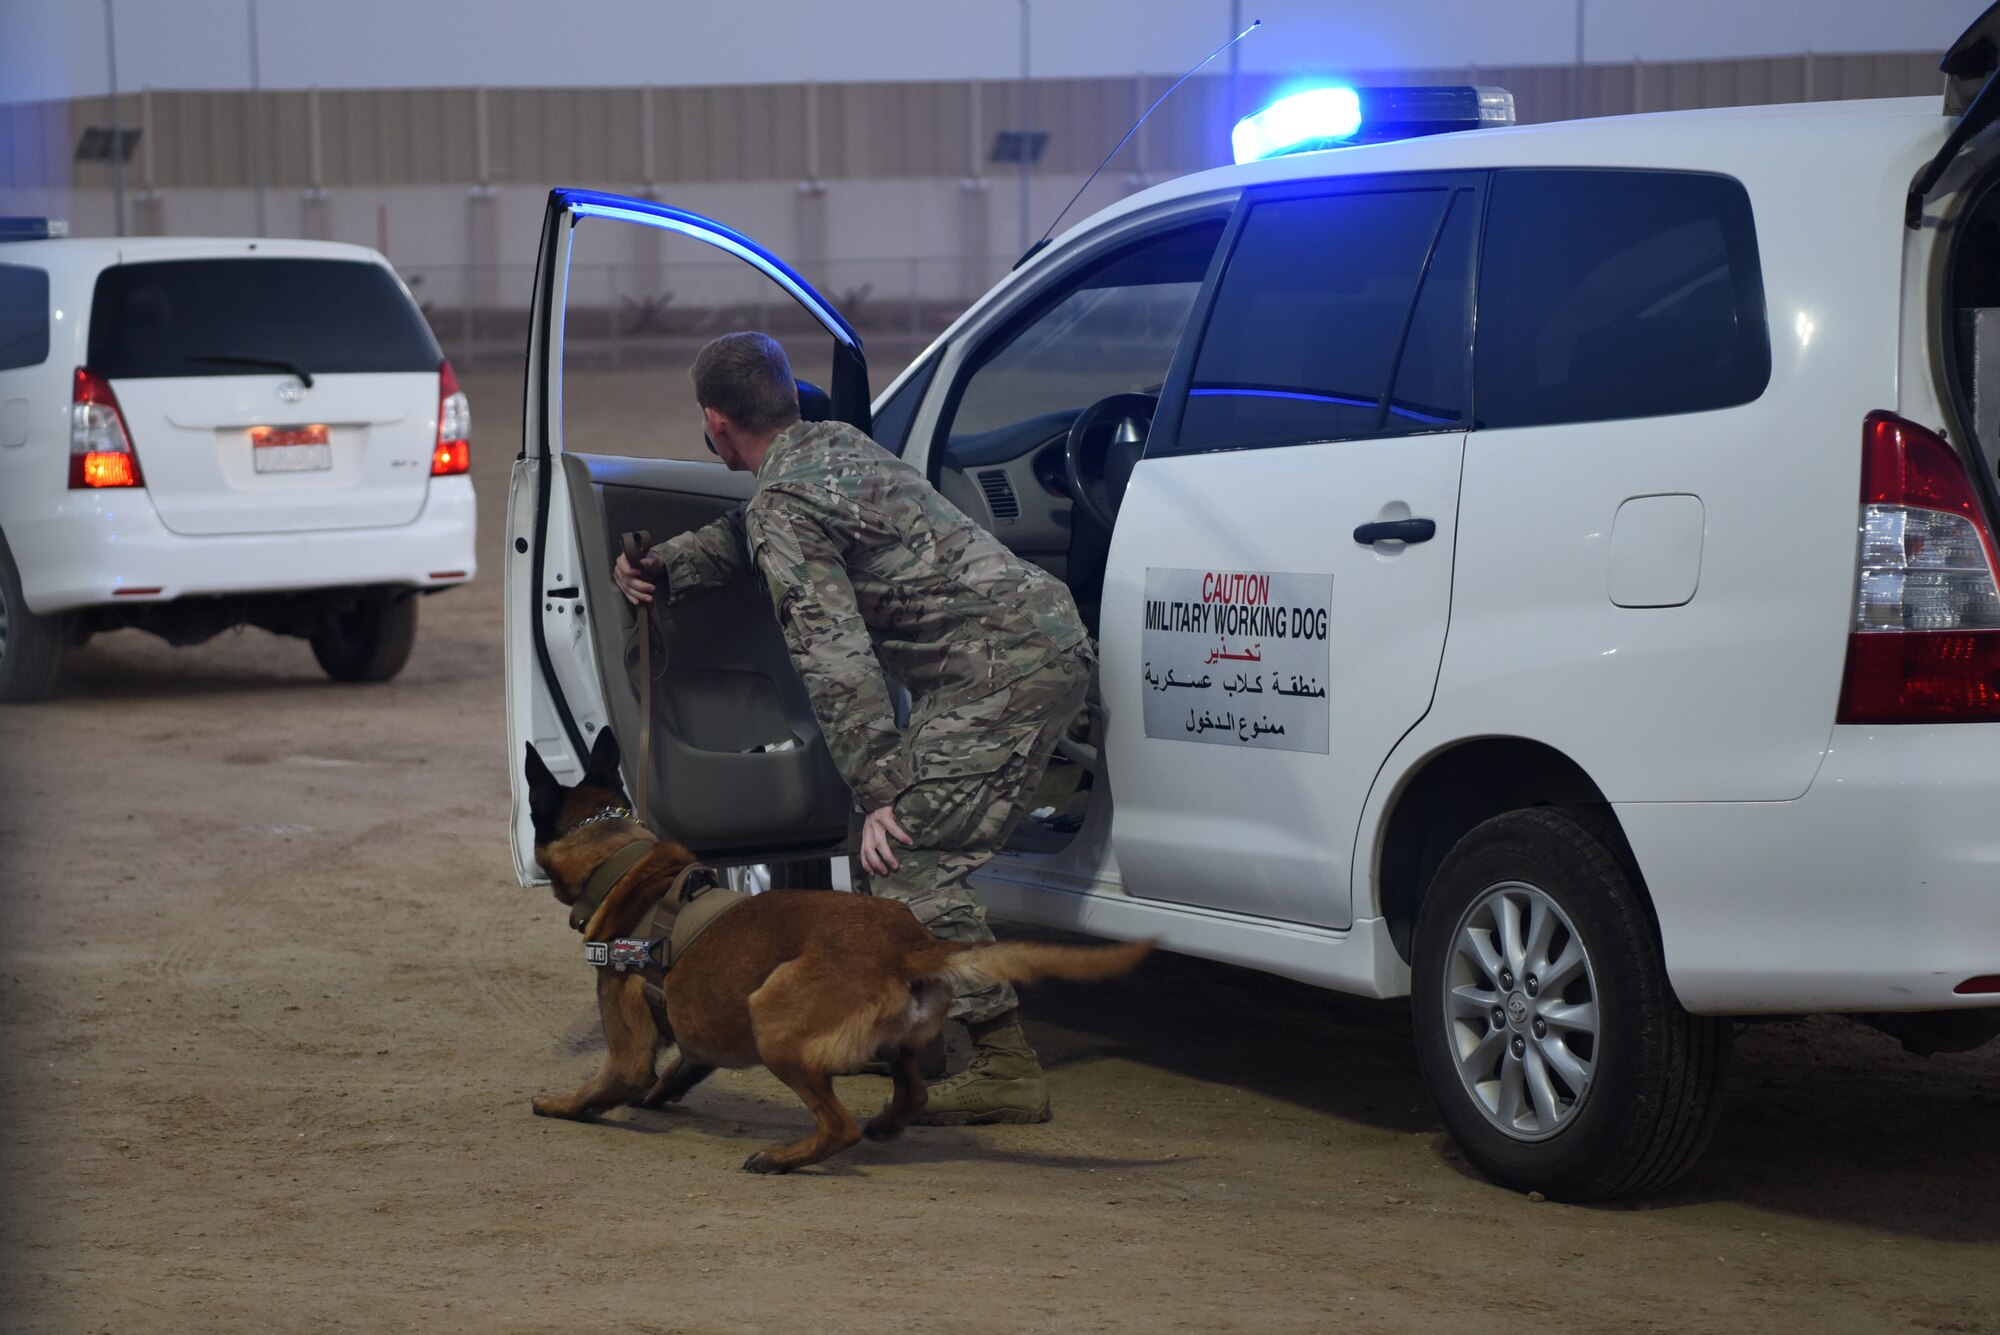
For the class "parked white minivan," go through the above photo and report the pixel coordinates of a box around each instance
[0,232,477,701]
[504,12,2000,1199]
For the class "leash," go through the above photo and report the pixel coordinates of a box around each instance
[621,530,665,829]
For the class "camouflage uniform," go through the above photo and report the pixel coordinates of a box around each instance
[653,419,1092,1022]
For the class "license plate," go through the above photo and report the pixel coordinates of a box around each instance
[251,424,331,472]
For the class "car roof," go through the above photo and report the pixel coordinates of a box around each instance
[1051,94,1946,248]
[0,235,392,268]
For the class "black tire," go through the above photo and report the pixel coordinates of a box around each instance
[310,593,418,683]
[0,534,66,703]
[1411,806,1731,1201]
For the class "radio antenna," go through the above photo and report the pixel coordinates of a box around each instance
[1015,17,1262,269]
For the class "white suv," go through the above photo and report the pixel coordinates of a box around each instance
[505,12,2000,1200]
[0,233,477,700]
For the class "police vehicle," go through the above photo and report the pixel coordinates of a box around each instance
[0,232,476,700]
[505,8,2000,1199]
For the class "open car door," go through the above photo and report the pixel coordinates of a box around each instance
[504,189,870,884]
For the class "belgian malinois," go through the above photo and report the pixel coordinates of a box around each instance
[525,728,1152,1174]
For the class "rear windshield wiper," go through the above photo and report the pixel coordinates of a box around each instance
[185,353,315,387]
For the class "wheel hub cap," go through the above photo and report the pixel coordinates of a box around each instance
[1443,880,1600,1143]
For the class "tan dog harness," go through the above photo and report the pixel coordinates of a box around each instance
[581,859,747,978]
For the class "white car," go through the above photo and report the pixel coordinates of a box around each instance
[504,11,2000,1200]
[0,232,477,700]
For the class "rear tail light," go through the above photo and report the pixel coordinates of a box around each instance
[1837,412,2000,722]
[70,367,143,489]
[433,359,470,476]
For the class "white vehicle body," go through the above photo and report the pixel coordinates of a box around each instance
[951,97,2000,1018]
[506,24,2000,1195]
[0,236,476,696]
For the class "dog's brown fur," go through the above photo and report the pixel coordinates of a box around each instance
[525,730,1152,1174]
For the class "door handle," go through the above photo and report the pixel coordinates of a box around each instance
[1352,518,1437,545]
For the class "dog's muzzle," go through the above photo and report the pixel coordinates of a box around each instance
[585,938,663,972]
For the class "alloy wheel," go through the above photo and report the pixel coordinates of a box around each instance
[1443,879,1600,1141]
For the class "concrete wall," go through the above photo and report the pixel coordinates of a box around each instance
[0,52,1946,362]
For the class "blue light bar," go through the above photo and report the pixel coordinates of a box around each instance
[1231,87,1362,164]
[0,216,68,242]
[1231,85,1516,163]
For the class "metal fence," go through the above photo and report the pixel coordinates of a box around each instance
[400,254,1016,373]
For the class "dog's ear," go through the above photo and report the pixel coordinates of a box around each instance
[584,727,623,793]
[524,743,564,836]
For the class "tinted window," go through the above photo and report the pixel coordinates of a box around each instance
[870,353,939,456]
[1389,190,1477,428]
[0,264,50,371]
[1177,187,1457,453]
[941,220,1225,454]
[1476,170,1769,428]
[89,259,441,379]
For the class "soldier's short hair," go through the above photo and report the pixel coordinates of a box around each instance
[690,332,800,434]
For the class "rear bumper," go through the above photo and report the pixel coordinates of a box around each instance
[1620,723,2000,1014]
[11,476,477,614]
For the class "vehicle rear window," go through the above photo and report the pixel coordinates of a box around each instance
[1476,169,1769,429]
[0,264,50,371]
[1176,185,1461,453]
[88,259,441,379]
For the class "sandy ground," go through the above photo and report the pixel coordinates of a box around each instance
[2,366,1997,1334]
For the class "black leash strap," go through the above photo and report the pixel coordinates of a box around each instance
[621,530,665,829]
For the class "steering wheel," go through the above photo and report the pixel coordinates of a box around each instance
[1064,392,1157,532]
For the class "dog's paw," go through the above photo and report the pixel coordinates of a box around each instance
[531,1095,584,1120]
[862,1116,906,1143]
[741,1151,789,1175]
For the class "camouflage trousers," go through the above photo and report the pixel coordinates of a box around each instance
[851,646,1092,1024]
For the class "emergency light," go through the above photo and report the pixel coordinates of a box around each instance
[1230,85,1516,163]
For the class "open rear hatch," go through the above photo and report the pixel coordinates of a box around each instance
[1924,1,2000,528]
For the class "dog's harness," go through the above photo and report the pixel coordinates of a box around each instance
[579,856,747,988]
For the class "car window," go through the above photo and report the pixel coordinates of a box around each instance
[88,259,441,379]
[1389,189,1477,428]
[0,264,50,371]
[936,219,1226,461]
[870,352,940,456]
[1174,186,1459,454]
[1475,169,1769,428]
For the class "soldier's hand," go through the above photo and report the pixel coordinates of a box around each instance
[860,803,915,877]
[614,550,665,605]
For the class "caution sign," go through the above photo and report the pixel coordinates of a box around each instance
[1140,568,1331,753]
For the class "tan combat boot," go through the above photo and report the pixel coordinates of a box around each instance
[909,1012,1051,1125]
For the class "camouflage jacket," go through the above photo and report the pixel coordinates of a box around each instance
[653,419,1090,811]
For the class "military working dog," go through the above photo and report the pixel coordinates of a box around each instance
[524,728,1152,1173]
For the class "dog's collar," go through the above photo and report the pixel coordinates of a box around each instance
[568,838,655,934]
[570,805,636,833]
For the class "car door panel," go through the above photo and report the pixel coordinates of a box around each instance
[564,453,853,857]
[1100,175,1480,930]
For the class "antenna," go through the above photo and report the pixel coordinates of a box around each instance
[1014,17,1262,269]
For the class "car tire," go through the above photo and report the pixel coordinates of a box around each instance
[1411,805,1732,1201]
[0,535,67,704]
[310,593,418,683]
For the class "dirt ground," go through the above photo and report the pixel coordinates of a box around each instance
[2,366,1997,1334]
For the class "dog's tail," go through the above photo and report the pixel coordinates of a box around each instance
[929,938,1155,991]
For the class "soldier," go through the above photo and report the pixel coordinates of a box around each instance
[614,331,1092,1125]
